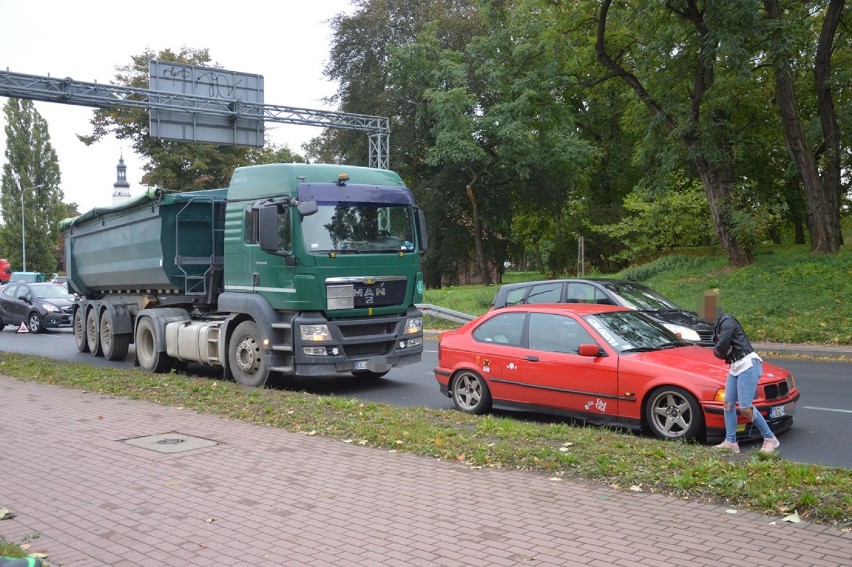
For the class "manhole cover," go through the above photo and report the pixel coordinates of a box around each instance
[121,432,218,454]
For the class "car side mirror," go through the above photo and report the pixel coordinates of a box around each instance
[578,344,602,357]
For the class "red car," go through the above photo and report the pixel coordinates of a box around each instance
[434,304,799,443]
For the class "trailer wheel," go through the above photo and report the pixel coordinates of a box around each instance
[73,308,89,353]
[100,310,130,361]
[86,309,103,356]
[229,320,269,387]
[136,317,172,373]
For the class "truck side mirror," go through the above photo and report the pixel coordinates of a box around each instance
[297,200,318,217]
[416,209,428,253]
[258,204,280,253]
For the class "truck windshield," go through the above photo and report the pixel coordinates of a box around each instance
[301,202,415,254]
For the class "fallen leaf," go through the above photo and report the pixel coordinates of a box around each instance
[725,509,738,515]
[630,485,643,492]
[782,511,801,523]
[0,507,14,520]
[205,517,217,523]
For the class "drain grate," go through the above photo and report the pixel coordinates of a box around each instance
[121,432,219,454]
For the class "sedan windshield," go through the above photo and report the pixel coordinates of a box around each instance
[604,282,679,310]
[584,311,688,353]
[301,202,415,254]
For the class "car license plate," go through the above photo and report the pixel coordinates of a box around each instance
[769,406,785,418]
[354,361,368,370]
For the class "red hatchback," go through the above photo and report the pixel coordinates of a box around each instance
[434,304,799,443]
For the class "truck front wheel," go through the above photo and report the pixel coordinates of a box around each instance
[136,317,172,373]
[229,320,269,387]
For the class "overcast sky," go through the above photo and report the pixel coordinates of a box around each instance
[0,0,354,214]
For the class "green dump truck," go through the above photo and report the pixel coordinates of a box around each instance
[61,163,427,387]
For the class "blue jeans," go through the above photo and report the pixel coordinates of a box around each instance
[723,358,774,442]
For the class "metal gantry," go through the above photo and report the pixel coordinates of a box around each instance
[0,70,391,169]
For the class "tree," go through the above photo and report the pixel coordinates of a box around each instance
[762,0,846,253]
[0,99,64,274]
[594,0,767,267]
[80,47,301,191]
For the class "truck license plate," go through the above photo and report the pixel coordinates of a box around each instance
[769,406,785,418]
[354,361,368,370]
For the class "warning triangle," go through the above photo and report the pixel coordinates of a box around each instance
[17,322,29,333]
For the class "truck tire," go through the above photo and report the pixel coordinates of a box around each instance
[228,320,269,387]
[73,308,89,353]
[136,317,172,373]
[100,310,130,361]
[86,309,103,356]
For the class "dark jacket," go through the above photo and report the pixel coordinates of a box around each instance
[713,313,754,364]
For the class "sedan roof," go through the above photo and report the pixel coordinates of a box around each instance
[489,302,630,316]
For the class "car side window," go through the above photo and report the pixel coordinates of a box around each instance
[2,284,16,298]
[16,285,29,300]
[525,283,563,305]
[566,283,597,304]
[504,288,527,307]
[473,312,526,346]
[528,313,596,354]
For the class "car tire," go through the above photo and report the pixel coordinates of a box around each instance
[73,308,89,353]
[27,311,43,334]
[0,316,5,332]
[450,370,492,414]
[644,386,705,441]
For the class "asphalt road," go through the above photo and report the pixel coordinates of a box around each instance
[1,327,849,469]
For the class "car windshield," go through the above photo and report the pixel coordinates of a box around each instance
[300,202,415,254]
[604,282,679,310]
[583,311,688,353]
[32,284,74,299]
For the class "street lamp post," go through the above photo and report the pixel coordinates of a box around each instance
[21,183,44,272]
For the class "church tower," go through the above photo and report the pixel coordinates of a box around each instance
[112,154,132,206]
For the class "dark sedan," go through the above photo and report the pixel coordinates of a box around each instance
[0,282,75,333]
[491,278,714,345]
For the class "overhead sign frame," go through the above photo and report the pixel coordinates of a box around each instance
[148,60,264,147]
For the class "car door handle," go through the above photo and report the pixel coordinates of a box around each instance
[524,355,539,362]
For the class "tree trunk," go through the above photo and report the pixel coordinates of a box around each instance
[763,0,842,253]
[695,158,753,267]
[465,171,492,286]
[596,0,754,267]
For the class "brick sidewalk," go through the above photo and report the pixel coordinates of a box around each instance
[1,376,849,567]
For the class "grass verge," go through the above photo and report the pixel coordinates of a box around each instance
[1,353,850,531]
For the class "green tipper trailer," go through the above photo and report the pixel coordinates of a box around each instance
[61,163,428,387]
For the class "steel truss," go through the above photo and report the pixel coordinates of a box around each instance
[0,70,390,169]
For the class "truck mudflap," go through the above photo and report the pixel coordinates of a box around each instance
[290,307,424,377]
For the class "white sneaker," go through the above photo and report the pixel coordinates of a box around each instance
[713,440,740,453]
[760,437,780,453]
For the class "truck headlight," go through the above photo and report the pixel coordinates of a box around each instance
[300,324,332,342]
[404,317,422,335]
[663,323,700,342]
